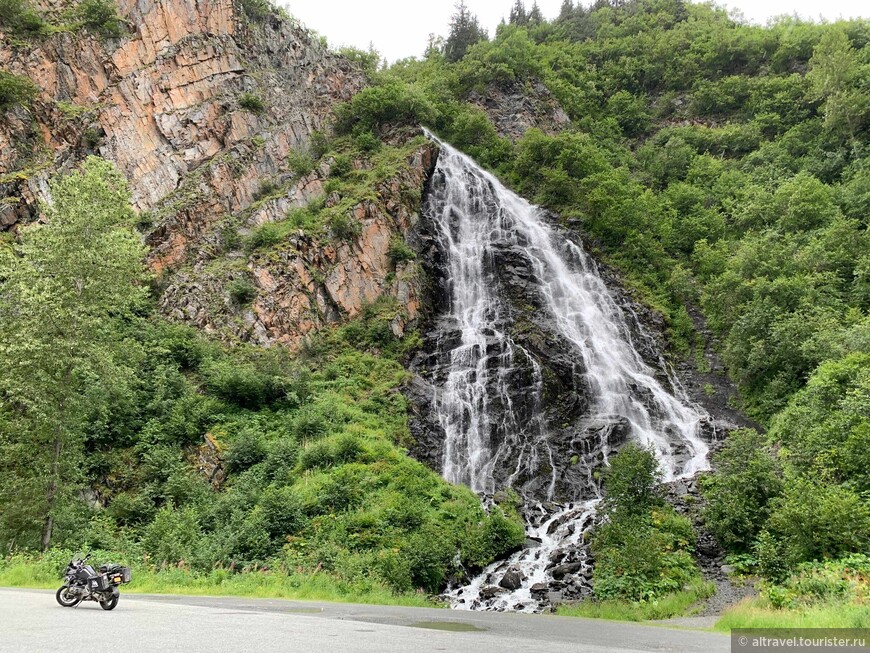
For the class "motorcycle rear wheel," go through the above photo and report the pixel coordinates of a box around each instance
[55,586,82,608]
[99,594,119,611]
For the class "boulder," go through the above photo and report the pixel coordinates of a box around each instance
[499,571,524,591]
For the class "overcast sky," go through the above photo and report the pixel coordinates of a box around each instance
[284,0,869,63]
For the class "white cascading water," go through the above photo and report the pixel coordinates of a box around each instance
[423,132,711,612]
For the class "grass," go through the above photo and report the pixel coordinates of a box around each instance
[714,599,870,630]
[556,579,715,621]
[0,556,436,608]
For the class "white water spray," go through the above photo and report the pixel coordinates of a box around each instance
[424,132,710,611]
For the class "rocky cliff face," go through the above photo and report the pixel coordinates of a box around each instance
[160,141,436,347]
[1,0,435,346]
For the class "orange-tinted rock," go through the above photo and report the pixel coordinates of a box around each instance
[1,1,434,349]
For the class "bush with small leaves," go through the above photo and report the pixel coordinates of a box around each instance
[0,0,47,38]
[329,154,352,178]
[288,150,315,177]
[387,237,416,264]
[334,81,438,135]
[702,429,782,552]
[353,131,380,153]
[238,92,266,114]
[327,212,361,241]
[224,427,267,474]
[77,0,124,38]
[240,0,273,21]
[227,278,257,305]
[201,358,288,408]
[0,72,38,110]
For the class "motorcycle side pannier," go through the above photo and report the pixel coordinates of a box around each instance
[87,574,110,592]
[109,567,132,584]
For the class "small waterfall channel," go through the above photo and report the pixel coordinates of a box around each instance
[421,132,711,612]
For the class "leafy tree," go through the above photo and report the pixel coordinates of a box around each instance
[77,0,125,38]
[444,1,488,63]
[591,443,698,601]
[767,476,870,565]
[0,157,146,550]
[807,29,870,140]
[599,443,664,516]
[701,429,782,552]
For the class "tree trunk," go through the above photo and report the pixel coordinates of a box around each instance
[40,436,63,551]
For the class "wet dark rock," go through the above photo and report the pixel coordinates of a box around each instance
[550,562,584,580]
[479,586,505,600]
[410,145,754,613]
[499,571,524,590]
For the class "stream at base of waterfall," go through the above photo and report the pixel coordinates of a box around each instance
[421,131,712,612]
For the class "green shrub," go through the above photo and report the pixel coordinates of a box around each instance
[388,237,416,264]
[766,477,870,566]
[244,222,284,252]
[201,359,287,408]
[224,428,267,474]
[334,81,437,135]
[239,0,273,22]
[259,486,305,537]
[591,444,701,602]
[142,506,202,564]
[461,508,524,569]
[592,507,699,602]
[288,150,315,176]
[77,0,124,38]
[227,278,257,305]
[702,429,782,552]
[107,492,155,526]
[327,212,361,241]
[285,206,320,232]
[252,180,279,203]
[600,443,664,516]
[353,131,381,153]
[308,131,330,160]
[260,438,300,481]
[0,72,38,110]
[238,92,266,114]
[329,154,353,178]
[0,0,47,38]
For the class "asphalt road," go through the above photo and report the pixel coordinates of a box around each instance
[0,588,730,653]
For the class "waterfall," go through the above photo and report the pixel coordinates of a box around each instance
[421,132,711,611]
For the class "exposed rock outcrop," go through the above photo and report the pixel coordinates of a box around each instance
[468,80,570,140]
[2,1,438,347]
[160,142,437,348]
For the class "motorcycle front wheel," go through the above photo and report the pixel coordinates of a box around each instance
[99,594,119,611]
[55,586,82,608]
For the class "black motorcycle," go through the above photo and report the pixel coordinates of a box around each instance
[55,553,131,611]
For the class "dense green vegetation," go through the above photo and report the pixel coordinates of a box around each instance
[588,445,703,604]
[329,0,870,609]
[0,0,124,40]
[0,158,523,600]
[0,71,38,110]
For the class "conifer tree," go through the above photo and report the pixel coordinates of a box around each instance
[508,0,527,25]
[444,1,488,63]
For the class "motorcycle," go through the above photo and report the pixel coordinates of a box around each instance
[55,553,131,611]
